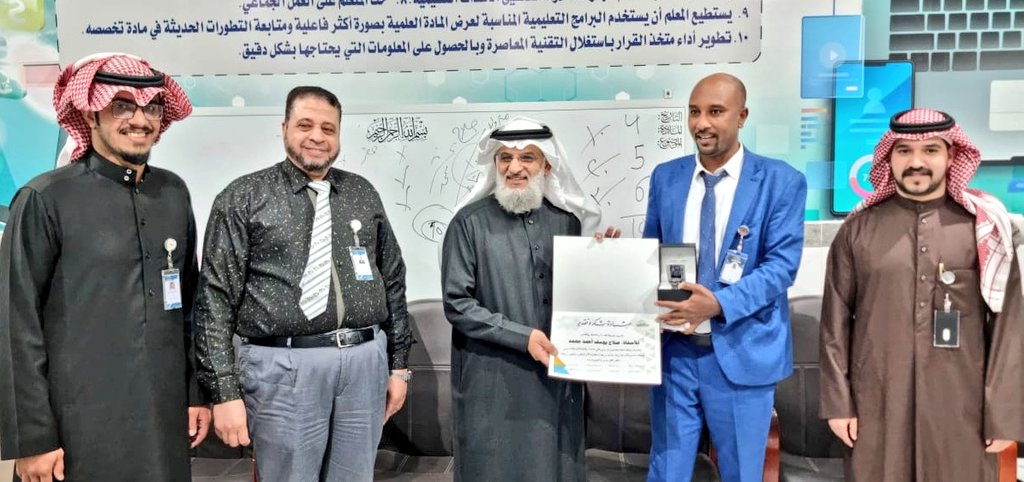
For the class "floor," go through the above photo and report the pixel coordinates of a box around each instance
[190,449,652,482]
[1,455,1020,480]
[0,450,650,481]
[0,457,255,482]
[191,458,253,482]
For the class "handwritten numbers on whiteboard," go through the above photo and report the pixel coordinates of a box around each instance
[412,204,453,243]
[620,214,647,238]
[631,144,646,171]
[624,114,640,135]
[590,178,626,207]
[584,153,621,181]
[635,175,650,203]
[584,124,611,150]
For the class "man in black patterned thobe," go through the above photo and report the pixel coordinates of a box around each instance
[193,86,411,482]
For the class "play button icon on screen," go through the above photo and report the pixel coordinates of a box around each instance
[801,15,865,99]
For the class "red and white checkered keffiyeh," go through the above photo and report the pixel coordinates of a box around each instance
[850,108,1015,313]
[53,53,192,162]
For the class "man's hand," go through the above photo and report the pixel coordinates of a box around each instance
[527,329,558,367]
[985,438,1014,453]
[655,283,723,331]
[828,417,858,448]
[385,371,409,422]
[212,399,251,447]
[188,405,213,448]
[15,448,64,482]
[594,226,622,241]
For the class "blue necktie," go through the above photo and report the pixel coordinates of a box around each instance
[697,171,727,288]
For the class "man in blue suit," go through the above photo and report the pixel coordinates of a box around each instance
[643,73,807,482]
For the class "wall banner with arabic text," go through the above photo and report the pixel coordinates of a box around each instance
[56,0,762,75]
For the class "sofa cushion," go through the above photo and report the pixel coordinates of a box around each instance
[384,299,454,456]
[586,383,651,453]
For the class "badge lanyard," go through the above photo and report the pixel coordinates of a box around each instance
[348,219,374,281]
[933,262,960,349]
[719,225,749,285]
[161,238,183,310]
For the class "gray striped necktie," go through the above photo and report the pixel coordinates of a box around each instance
[299,180,332,320]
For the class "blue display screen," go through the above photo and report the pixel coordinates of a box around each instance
[800,15,864,99]
[831,61,914,215]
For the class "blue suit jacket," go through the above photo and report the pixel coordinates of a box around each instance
[643,148,807,386]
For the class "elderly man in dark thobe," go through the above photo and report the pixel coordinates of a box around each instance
[820,108,1024,482]
[0,53,210,481]
[441,117,602,482]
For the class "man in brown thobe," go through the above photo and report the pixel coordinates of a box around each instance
[820,108,1024,482]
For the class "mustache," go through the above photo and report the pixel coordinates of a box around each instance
[901,167,933,177]
[119,126,155,134]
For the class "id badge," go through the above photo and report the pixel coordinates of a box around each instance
[933,310,960,348]
[348,247,374,281]
[718,250,748,285]
[161,269,182,310]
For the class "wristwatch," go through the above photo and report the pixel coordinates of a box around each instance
[390,370,413,382]
[668,263,685,286]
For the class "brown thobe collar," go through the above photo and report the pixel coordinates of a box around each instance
[892,193,952,213]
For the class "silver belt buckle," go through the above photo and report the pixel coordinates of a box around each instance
[335,330,358,348]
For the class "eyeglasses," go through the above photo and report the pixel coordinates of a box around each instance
[108,99,164,121]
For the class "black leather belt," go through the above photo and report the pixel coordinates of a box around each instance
[680,333,713,347]
[246,326,376,349]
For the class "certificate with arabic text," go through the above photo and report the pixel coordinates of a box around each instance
[547,236,661,385]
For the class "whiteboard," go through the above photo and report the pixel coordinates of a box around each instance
[152,100,690,301]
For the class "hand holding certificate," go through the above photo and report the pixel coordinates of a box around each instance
[548,236,661,385]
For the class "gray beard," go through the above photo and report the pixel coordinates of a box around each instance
[494,173,546,214]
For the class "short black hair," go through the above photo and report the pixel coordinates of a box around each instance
[285,86,341,122]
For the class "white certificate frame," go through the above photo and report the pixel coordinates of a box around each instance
[547,236,661,385]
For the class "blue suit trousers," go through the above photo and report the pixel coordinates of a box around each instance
[648,334,775,482]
